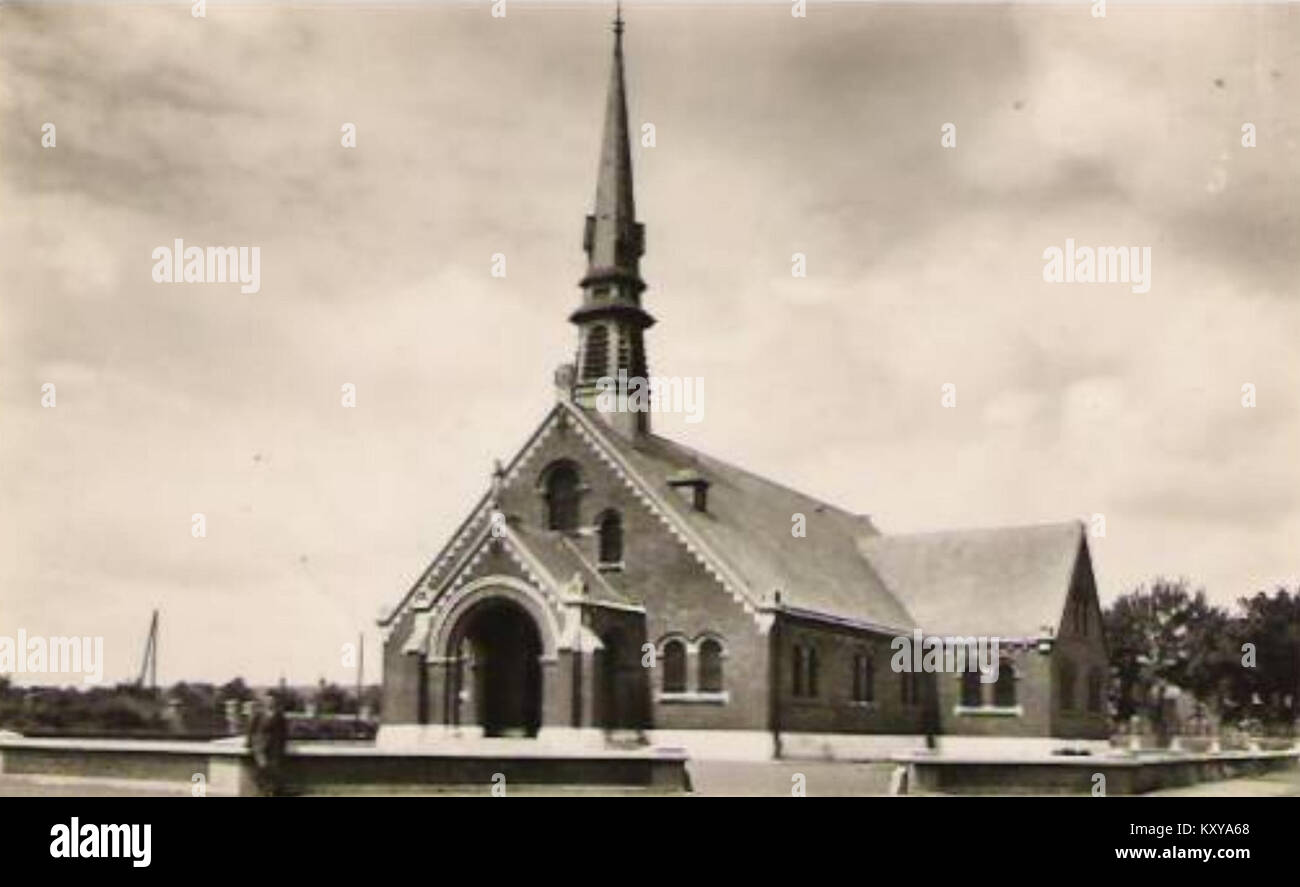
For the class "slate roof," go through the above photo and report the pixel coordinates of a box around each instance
[858,522,1084,639]
[573,404,1083,638]
[509,524,637,609]
[574,407,915,631]
[385,400,1088,640]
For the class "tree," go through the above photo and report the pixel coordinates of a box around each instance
[314,681,355,716]
[1104,579,1234,741]
[167,682,219,733]
[217,678,254,704]
[271,686,304,713]
[1228,588,1300,730]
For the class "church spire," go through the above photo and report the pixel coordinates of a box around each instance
[571,5,655,438]
[588,3,637,277]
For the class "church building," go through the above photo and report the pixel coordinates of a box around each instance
[378,14,1110,759]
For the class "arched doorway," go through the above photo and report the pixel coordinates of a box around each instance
[453,598,543,737]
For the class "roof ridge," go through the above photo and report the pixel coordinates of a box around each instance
[864,519,1084,543]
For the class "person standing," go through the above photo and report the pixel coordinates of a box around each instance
[248,692,289,796]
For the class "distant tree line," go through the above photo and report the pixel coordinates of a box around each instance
[0,676,382,738]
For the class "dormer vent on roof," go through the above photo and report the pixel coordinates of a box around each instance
[668,468,710,513]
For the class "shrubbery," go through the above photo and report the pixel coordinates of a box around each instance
[0,676,379,740]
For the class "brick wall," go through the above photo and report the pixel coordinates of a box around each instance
[381,608,421,725]
[773,615,926,735]
[382,413,1112,745]
[1049,541,1110,740]
[497,424,772,732]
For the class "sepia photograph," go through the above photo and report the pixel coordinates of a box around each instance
[0,0,1297,867]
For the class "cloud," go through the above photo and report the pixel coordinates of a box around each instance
[1,3,1296,684]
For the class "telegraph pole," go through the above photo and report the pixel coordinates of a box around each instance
[356,632,364,719]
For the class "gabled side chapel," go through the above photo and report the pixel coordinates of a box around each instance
[378,15,1110,758]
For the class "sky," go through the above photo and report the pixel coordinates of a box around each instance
[1,1,1297,686]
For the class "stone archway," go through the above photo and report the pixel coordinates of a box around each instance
[450,597,543,737]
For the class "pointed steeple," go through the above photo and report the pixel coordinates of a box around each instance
[571,6,655,438]
[587,5,639,279]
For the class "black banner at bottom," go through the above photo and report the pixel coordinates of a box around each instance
[3,795,1287,875]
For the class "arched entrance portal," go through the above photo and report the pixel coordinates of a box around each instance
[453,598,543,737]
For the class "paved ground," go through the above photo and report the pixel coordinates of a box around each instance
[0,774,191,797]
[1143,768,1300,797]
[687,760,897,796]
[2,761,1296,797]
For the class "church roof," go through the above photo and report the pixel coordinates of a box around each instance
[569,403,1085,639]
[383,401,1088,641]
[569,404,916,632]
[859,521,1085,639]
[510,523,639,610]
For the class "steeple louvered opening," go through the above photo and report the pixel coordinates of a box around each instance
[582,325,610,382]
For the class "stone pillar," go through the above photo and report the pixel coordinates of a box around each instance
[426,660,450,725]
[578,649,598,729]
[541,653,573,729]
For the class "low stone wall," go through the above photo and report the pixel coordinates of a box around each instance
[0,737,255,795]
[286,745,686,793]
[0,736,688,795]
[898,748,1300,795]
[647,730,1108,762]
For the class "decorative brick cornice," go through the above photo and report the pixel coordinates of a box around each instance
[381,405,567,633]
[401,527,568,656]
[383,398,776,639]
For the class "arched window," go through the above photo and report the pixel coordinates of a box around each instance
[807,647,819,697]
[544,463,581,532]
[994,660,1016,707]
[582,325,609,382]
[698,638,723,693]
[792,645,805,697]
[662,639,686,693]
[960,670,983,708]
[598,511,623,564]
[1087,667,1103,713]
[1058,658,1076,711]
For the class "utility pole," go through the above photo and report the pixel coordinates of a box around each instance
[356,632,364,720]
[137,609,159,692]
